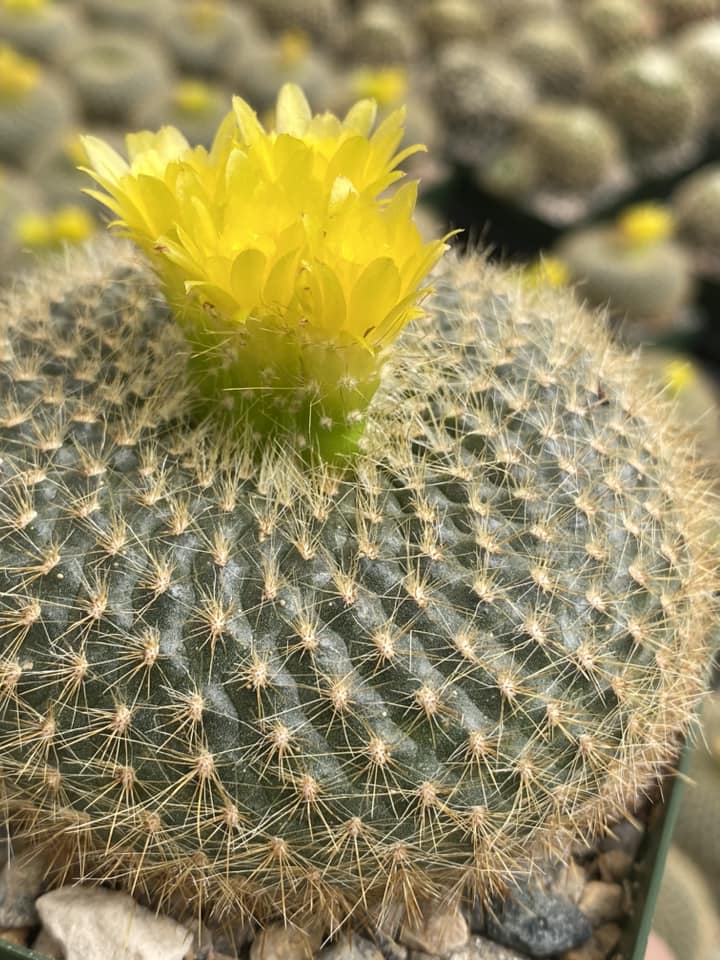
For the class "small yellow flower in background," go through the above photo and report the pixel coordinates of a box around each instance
[522,256,569,290]
[187,0,222,31]
[173,80,215,115]
[15,211,53,248]
[52,205,95,244]
[1,0,48,14]
[664,358,697,398]
[15,205,95,249]
[618,203,674,249]
[81,83,451,459]
[278,29,310,68]
[0,44,40,100]
[352,67,408,109]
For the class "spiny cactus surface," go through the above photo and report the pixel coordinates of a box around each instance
[0,241,715,926]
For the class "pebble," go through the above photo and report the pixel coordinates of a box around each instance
[318,933,383,959]
[598,819,644,859]
[561,923,621,960]
[429,936,531,959]
[553,861,587,905]
[0,926,30,946]
[578,882,623,925]
[487,885,592,958]
[0,848,49,927]
[399,902,469,955]
[35,886,193,960]
[250,921,323,960]
[32,928,64,959]
[597,851,632,883]
[372,928,408,960]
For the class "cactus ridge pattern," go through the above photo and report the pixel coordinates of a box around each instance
[0,241,716,928]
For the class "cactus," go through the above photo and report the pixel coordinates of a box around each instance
[653,847,720,960]
[676,19,720,129]
[672,164,720,265]
[417,0,491,48]
[505,17,594,100]
[596,47,704,157]
[0,164,39,263]
[432,44,535,166]
[65,31,171,125]
[0,85,717,934]
[522,103,622,194]
[576,0,660,57]
[248,0,341,45]
[557,204,694,328]
[0,0,79,65]
[0,44,73,168]
[165,1,260,80]
[80,0,172,33]
[346,3,418,66]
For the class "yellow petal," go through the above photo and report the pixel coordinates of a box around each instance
[80,136,128,186]
[343,98,377,137]
[349,257,401,345]
[231,249,267,306]
[275,83,312,137]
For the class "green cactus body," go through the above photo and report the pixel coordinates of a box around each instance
[0,241,715,926]
[432,45,535,166]
[672,165,720,266]
[417,0,491,49]
[66,32,172,125]
[505,18,594,100]
[228,37,335,114]
[596,48,704,157]
[80,0,172,34]
[0,2,79,64]
[557,225,694,327]
[576,0,660,57]
[653,847,720,960]
[676,20,720,129]
[347,4,418,66]
[524,104,622,193]
[165,2,261,80]
[249,0,340,45]
[0,75,73,168]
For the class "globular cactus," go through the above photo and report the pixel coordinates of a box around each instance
[505,17,594,100]
[653,847,720,960]
[672,164,720,267]
[575,0,660,58]
[345,3,418,66]
[417,0,491,49]
[432,44,535,166]
[675,19,720,130]
[0,85,717,935]
[0,164,39,263]
[0,44,73,168]
[165,0,261,80]
[0,0,80,65]
[80,0,172,34]
[556,204,695,330]
[65,32,171,125]
[596,47,705,157]
[522,103,622,193]
[488,0,561,28]
[248,0,341,46]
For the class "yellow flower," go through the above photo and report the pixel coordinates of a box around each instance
[278,29,310,68]
[618,204,674,249]
[352,67,408,109]
[0,44,40,100]
[51,205,95,244]
[14,211,53,248]
[81,83,451,458]
[522,256,569,290]
[664,358,697,398]
[1,0,47,14]
[173,80,215,115]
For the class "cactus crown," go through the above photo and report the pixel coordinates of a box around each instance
[352,67,408,107]
[81,84,450,462]
[617,203,675,249]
